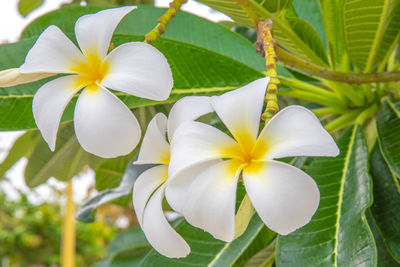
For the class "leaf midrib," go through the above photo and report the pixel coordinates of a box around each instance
[333,125,357,266]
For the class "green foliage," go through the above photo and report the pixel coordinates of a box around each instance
[1,0,400,265]
[24,122,102,187]
[369,145,400,262]
[277,125,376,266]
[76,161,152,223]
[343,0,400,71]
[0,190,116,266]
[17,0,44,17]
[376,99,400,178]
[140,216,274,266]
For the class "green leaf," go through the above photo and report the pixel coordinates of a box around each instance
[292,0,326,45]
[22,5,266,73]
[76,162,153,223]
[107,227,151,260]
[366,210,400,266]
[343,0,400,71]
[319,0,347,69]
[94,152,136,191]
[0,6,263,131]
[0,130,40,179]
[18,0,44,17]
[376,98,400,178]
[369,145,400,263]
[140,216,274,266]
[197,0,328,65]
[243,239,275,267]
[24,122,102,187]
[277,125,376,266]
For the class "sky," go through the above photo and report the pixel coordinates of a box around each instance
[0,0,230,204]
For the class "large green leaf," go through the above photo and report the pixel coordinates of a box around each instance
[0,6,263,131]
[369,145,400,263]
[94,152,136,191]
[343,0,400,71]
[277,125,376,266]
[376,98,400,178]
[24,122,102,187]
[76,161,153,223]
[139,215,274,266]
[366,210,400,266]
[0,130,40,179]
[197,0,328,65]
[22,5,265,73]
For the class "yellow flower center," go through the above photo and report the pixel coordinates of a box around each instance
[69,52,110,91]
[221,130,269,175]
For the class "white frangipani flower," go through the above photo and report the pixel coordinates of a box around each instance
[133,96,213,258]
[166,78,339,241]
[19,6,173,158]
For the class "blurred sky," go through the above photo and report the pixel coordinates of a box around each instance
[0,0,230,204]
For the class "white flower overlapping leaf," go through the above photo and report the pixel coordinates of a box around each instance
[132,96,213,258]
[20,6,173,158]
[166,78,340,241]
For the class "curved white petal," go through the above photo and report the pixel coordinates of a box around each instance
[167,96,213,141]
[211,77,269,146]
[21,25,85,73]
[181,160,241,242]
[101,42,173,101]
[74,86,140,158]
[135,113,170,165]
[243,160,320,235]
[75,6,135,59]
[142,183,190,258]
[0,68,54,87]
[169,121,240,178]
[133,165,168,225]
[165,160,222,213]
[33,75,83,151]
[255,105,339,160]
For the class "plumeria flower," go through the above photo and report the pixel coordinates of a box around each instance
[166,78,339,241]
[133,96,213,258]
[19,6,173,158]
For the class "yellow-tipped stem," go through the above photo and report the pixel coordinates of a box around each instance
[62,180,75,267]
[144,0,187,44]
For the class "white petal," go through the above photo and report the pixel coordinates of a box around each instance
[74,86,140,158]
[135,113,170,165]
[101,42,173,101]
[142,183,190,258]
[169,121,240,178]
[165,160,222,213]
[243,160,320,235]
[0,68,54,87]
[133,165,168,225]
[255,105,339,160]
[181,160,241,242]
[167,96,213,141]
[33,75,83,151]
[211,78,269,146]
[21,25,85,73]
[75,6,135,59]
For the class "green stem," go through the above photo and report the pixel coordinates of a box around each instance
[312,107,343,116]
[276,46,400,84]
[280,76,336,99]
[356,104,379,125]
[279,89,345,109]
[325,110,361,132]
[144,0,187,44]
